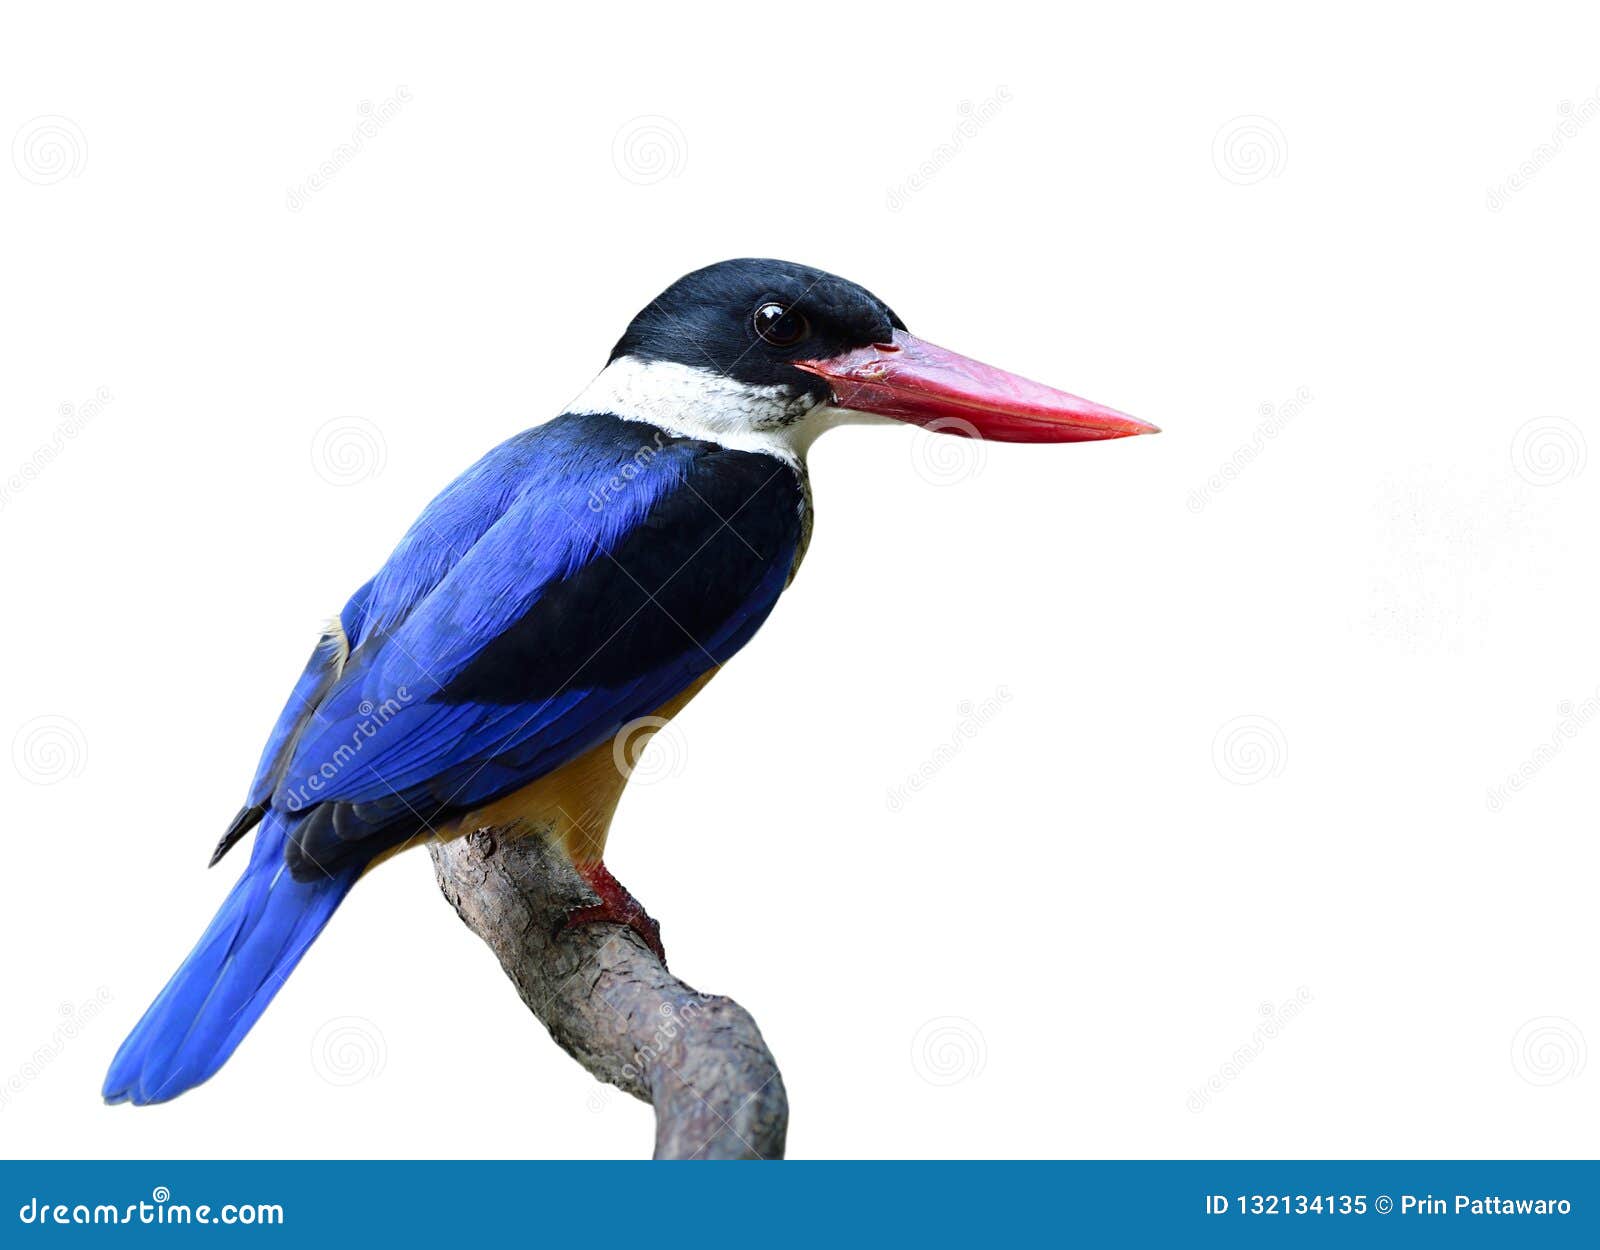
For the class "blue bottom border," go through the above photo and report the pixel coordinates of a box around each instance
[3,1160,1595,1246]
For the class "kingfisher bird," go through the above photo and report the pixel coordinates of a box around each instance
[103,258,1158,1105]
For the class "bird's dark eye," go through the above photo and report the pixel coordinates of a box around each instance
[753,301,810,348]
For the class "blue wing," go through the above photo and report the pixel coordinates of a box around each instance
[110,409,808,1104]
[233,411,803,879]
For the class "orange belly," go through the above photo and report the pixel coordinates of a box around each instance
[429,671,714,867]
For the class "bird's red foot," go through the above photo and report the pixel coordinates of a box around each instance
[561,861,666,966]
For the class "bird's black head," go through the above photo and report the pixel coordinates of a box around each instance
[609,258,905,405]
[590,257,1158,446]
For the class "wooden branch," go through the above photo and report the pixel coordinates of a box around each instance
[428,828,787,1160]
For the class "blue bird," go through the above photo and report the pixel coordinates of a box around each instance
[103,258,1158,1105]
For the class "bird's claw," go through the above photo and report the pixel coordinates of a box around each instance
[560,861,667,966]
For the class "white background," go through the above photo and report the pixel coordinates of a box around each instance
[2,1,1596,1160]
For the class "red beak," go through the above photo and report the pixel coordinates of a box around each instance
[793,329,1158,443]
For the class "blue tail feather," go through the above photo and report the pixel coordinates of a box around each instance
[103,817,358,1105]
